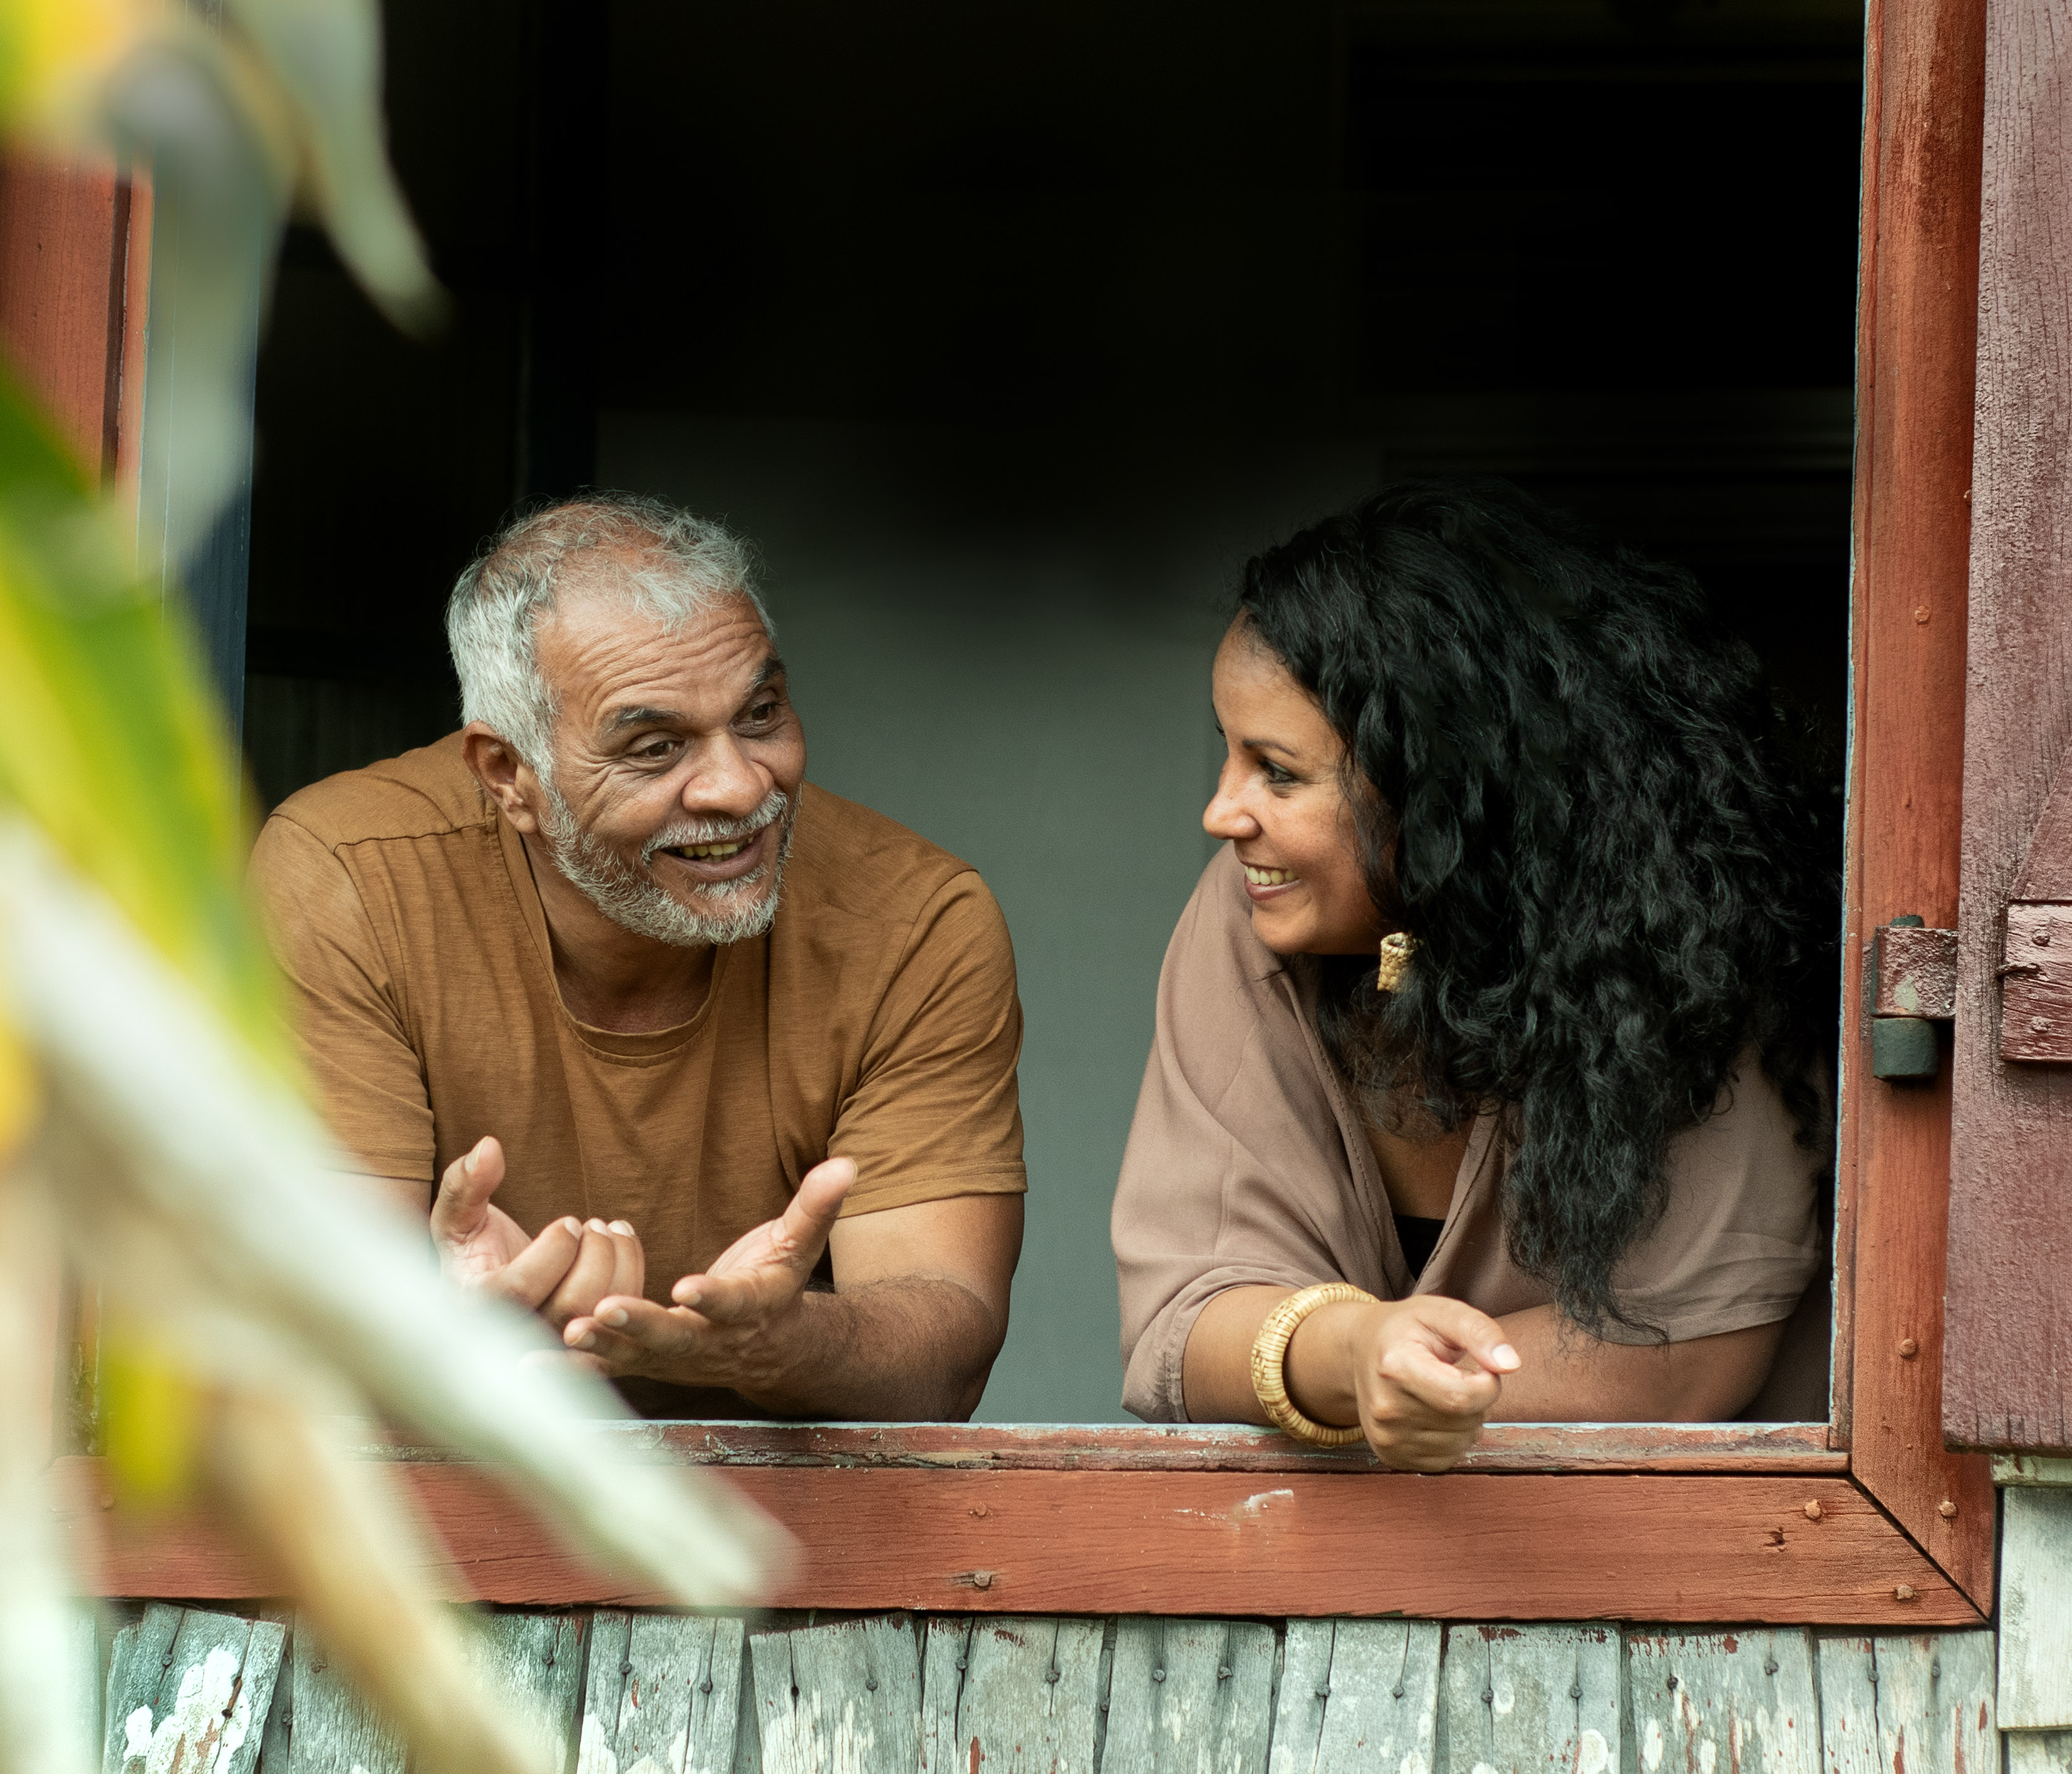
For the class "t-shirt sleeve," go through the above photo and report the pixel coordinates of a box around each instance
[249,815,437,1184]
[1593,1056,1826,1346]
[827,870,1027,1215]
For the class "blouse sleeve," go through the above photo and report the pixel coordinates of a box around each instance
[1111,855,1391,1421]
[1594,1056,1827,1345]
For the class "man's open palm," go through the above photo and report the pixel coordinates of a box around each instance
[560,1157,857,1386]
[433,1136,586,1310]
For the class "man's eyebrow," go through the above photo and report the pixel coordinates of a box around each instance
[750,654,788,691]
[604,705,683,735]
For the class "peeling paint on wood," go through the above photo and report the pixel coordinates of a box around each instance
[750,1614,922,1774]
[918,1615,1103,1774]
[101,1604,283,1774]
[1098,1618,1276,1774]
[1438,1623,1620,1774]
[1625,1629,1818,1774]
[2000,1488,2072,1728]
[578,1611,745,1774]
[1269,1619,1440,1774]
[1815,1632,1995,1774]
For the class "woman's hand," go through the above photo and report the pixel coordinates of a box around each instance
[1287,1294,1522,1471]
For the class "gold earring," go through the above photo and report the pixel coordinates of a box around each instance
[1375,930,1418,991]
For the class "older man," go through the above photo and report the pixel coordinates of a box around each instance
[251,493,1025,1418]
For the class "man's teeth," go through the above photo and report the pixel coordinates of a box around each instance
[673,840,747,860]
[1244,865,1298,887]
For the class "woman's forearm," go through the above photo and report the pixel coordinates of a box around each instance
[1483,1304,1784,1421]
[1183,1289,1786,1430]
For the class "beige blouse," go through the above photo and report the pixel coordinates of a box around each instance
[1111,847,1828,1423]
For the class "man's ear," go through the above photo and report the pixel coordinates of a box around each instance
[462,721,544,835]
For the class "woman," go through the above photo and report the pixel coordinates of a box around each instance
[1112,480,1835,1470]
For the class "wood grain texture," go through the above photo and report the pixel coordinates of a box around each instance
[0,153,128,475]
[1625,1629,1820,1774]
[1997,904,2072,1059]
[1998,1487,2072,1727]
[579,1612,745,1774]
[101,1605,283,1774]
[750,1614,922,1774]
[469,1611,588,1774]
[2008,1733,2072,1774]
[1945,0,2072,1453]
[56,1460,1979,1624]
[1815,1632,1995,1774]
[918,1615,1103,1774]
[1268,1619,1440,1774]
[354,1421,1841,1477]
[1099,1618,1275,1774]
[1841,0,1996,1594]
[280,1625,406,1774]
[1438,1624,1619,1774]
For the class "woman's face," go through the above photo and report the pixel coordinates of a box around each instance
[1204,622,1388,956]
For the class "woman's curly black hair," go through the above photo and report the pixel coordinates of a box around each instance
[1236,478,1838,1337]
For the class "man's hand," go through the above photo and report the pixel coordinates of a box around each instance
[561,1157,855,1390]
[432,1135,645,1329]
[1293,1294,1521,1472]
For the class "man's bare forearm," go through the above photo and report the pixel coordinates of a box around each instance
[731,1277,1005,1420]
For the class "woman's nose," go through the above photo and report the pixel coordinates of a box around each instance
[1203,766,1257,841]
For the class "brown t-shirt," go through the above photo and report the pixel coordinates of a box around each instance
[1112,848,1827,1424]
[251,735,1026,1414]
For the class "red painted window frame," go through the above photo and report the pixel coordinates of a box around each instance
[14,0,1998,1629]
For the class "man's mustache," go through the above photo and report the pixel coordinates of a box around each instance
[640,790,791,866]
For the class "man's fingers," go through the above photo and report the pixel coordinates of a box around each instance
[566,1297,707,1373]
[541,1225,621,1328]
[606,1220,646,1302]
[430,1136,505,1242]
[776,1157,855,1262]
[478,1215,584,1310]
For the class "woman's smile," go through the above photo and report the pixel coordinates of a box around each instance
[1240,862,1302,897]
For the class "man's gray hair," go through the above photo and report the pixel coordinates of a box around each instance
[446,492,772,782]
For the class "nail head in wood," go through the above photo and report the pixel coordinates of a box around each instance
[1938,1498,1958,1517]
[1898,1338,1920,1359]
[1803,1500,1823,1520]
[1895,1584,1917,1601]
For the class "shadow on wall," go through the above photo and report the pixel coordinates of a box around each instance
[601,411,1383,1421]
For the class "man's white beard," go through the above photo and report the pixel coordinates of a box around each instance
[540,786,795,948]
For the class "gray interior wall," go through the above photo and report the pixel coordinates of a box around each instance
[601,411,1381,1421]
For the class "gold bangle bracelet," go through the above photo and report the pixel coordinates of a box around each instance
[1249,1281,1379,1447]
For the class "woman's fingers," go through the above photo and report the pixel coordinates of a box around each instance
[1378,1333,1505,1417]
[1401,1294,1521,1376]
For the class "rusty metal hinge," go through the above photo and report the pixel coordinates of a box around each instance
[1871,915,1956,1082]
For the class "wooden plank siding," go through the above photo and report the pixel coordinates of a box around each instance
[56,1458,1978,1626]
[91,1609,1994,1774]
[1945,0,2072,1449]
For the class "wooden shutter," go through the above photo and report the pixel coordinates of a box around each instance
[1945,0,2072,1452]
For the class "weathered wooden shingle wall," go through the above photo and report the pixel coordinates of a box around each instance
[88,1604,1999,1774]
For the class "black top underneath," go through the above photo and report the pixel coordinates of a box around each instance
[1394,1213,1445,1278]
